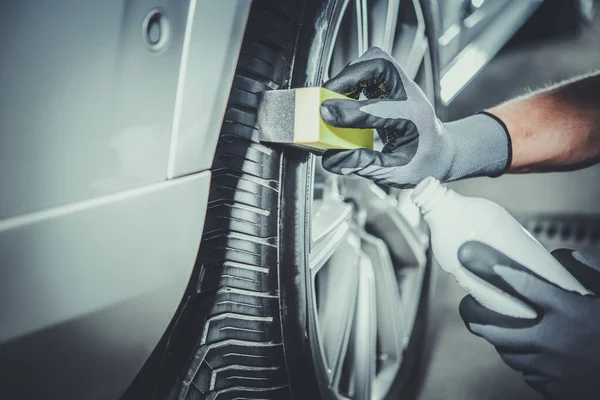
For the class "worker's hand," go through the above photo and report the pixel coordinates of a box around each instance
[320,47,511,188]
[458,241,600,400]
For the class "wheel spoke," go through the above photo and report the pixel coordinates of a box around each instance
[309,198,353,273]
[366,0,388,52]
[388,0,427,79]
[342,179,428,268]
[406,0,427,78]
[348,251,377,399]
[404,34,428,80]
[382,0,401,52]
[314,233,361,384]
[360,232,405,399]
[368,0,401,53]
[355,0,368,56]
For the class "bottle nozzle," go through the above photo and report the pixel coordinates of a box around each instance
[411,177,448,215]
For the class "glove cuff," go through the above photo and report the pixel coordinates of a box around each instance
[444,112,511,181]
[477,111,513,176]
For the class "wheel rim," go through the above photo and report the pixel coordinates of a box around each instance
[305,1,432,399]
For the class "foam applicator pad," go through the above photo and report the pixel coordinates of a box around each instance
[256,87,374,154]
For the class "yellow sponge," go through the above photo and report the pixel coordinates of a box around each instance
[257,87,374,153]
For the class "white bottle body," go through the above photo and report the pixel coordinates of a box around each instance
[412,178,590,319]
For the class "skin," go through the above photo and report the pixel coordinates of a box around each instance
[488,71,600,173]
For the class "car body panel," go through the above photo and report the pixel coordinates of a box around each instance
[0,171,210,399]
[0,0,251,398]
[0,0,185,219]
[0,0,250,220]
[167,0,251,179]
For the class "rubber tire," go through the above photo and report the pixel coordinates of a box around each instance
[162,0,434,399]
[161,2,301,399]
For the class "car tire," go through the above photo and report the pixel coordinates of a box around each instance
[156,1,436,399]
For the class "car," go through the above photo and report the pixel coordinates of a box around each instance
[0,1,591,399]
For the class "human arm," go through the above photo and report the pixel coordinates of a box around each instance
[319,47,511,188]
[320,48,600,187]
[488,72,600,173]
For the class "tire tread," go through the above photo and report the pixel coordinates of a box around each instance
[169,1,299,399]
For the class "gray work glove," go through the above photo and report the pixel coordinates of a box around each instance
[320,47,512,188]
[458,241,600,400]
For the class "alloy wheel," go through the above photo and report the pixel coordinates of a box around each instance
[304,1,433,399]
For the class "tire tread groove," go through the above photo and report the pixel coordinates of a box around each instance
[170,1,298,398]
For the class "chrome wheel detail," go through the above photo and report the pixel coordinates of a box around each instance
[305,1,432,399]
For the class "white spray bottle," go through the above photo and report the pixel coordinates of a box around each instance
[411,177,590,318]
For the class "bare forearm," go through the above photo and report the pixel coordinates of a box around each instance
[488,72,600,173]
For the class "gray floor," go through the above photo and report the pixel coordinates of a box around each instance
[416,9,600,400]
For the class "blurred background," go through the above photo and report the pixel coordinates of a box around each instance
[418,3,600,399]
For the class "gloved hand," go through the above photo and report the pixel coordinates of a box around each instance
[320,47,512,188]
[458,241,600,400]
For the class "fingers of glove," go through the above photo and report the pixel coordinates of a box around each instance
[459,295,539,330]
[552,249,600,295]
[458,241,564,311]
[349,46,397,66]
[322,149,379,175]
[522,372,561,399]
[321,99,388,130]
[467,322,538,351]
[523,375,558,400]
[350,47,421,94]
[496,348,538,374]
[499,351,561,381]
[320,98,421,154]
[321,98,427,134]
[381,125,419,154]
[321,149,413,177]
[323,47,416,99]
